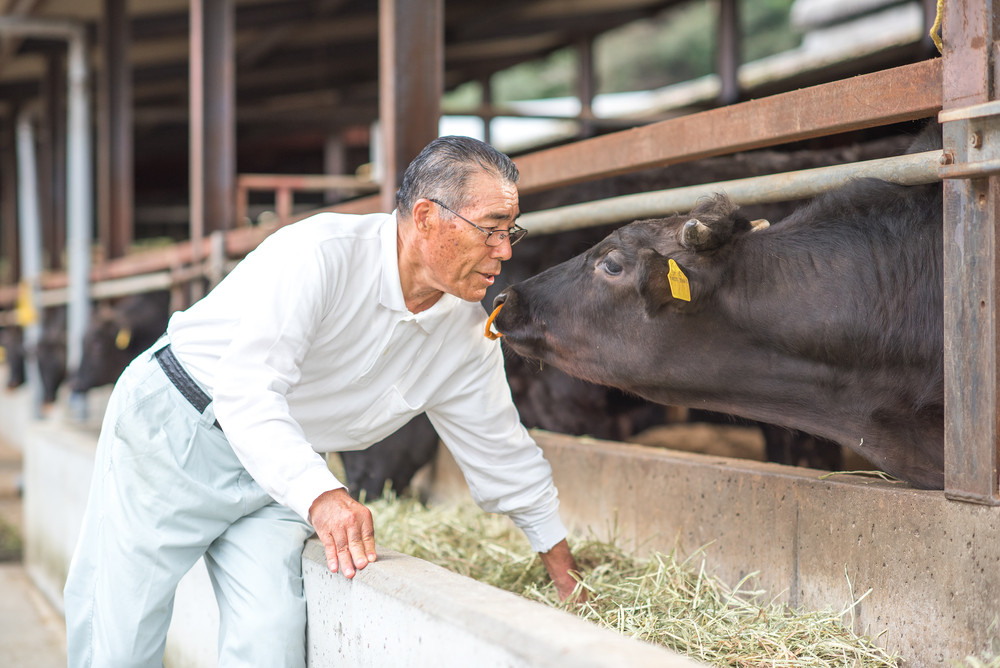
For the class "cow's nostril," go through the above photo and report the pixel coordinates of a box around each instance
[492,292,508,309]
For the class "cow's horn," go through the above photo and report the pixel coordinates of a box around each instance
[750,218,770,231]
[682,218,713,249]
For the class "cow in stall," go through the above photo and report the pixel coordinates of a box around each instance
[334,136,926,499]
[491,159,945,487]
[1,326,25,389]
[71,290,173,394]
[37,306,68,405]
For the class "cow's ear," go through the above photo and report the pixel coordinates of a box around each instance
[637,248,694,315]
[679,193,751,251]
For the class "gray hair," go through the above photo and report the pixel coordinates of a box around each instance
[395,135,519,215]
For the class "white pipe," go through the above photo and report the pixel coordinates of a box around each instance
[0,17,92,377]
[519,150,944,235]
[15,107,44,414]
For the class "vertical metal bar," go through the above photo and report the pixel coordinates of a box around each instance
[324,132,346,205]
[101,0,133,259]
[378,0,442,213]
[235,183,247,227]
[1,113,19,284]
[577,35,595,139]
[480,75,492,146]
[189,0,205,299]
[47,50,66,271]
[65,28,92,379]
[276,187,292,228]
[717,0,741,106]
[203,0,235,233]
[16,107,43,414]
[942,0,1000,504]
[40,53,57,270]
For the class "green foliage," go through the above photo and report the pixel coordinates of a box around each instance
[446,0,802,105]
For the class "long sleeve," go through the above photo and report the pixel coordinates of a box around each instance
[427,340,567,553]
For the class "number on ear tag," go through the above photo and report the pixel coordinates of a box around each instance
[667,259,691,302]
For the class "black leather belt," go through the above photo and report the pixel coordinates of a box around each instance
[155,344,221,430]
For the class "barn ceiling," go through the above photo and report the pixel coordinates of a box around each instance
[0,0,685,139]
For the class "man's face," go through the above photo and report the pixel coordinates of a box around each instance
[423,171,520,303]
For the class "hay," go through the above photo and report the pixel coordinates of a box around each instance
[370,493,903,667]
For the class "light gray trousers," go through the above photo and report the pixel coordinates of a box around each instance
[63,342,315,667]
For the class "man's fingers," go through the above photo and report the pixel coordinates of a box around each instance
[362,524,377,562]
[337,540,357,578]
[323,537,340,574]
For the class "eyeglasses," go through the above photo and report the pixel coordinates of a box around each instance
[428,198,527,247]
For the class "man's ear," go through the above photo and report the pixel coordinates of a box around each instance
[411,198,436,233]
[637,248,693,316]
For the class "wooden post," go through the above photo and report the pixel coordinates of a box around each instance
[99,0,134,259]
[378,0,442,213]
[941,0,1000,504]
[717,0,741,106]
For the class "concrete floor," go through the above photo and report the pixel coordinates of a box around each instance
[0,432,67,668]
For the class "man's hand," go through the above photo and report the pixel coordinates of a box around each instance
[538,538,585,602]
[309,488,377,578]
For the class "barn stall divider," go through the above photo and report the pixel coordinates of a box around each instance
[2,5,1000,664]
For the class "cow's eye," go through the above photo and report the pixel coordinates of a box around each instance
[601,257,623,276]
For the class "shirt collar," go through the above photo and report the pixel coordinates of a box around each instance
[378,212,407,312]
[379,211,460,330]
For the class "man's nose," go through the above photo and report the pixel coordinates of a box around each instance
[490,237,513,261]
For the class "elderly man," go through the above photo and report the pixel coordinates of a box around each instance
[63,135,581,667]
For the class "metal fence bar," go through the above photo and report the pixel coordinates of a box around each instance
[515,59,942,194]
[519,150,943,235]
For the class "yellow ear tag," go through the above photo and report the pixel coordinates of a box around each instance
[667,259,691,302]
[0,345,6,364]
[115,327,132,350]
[15,281,38,327]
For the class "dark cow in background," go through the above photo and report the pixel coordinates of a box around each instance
[1,326,25,389]
[493,168,944,487]
[71,290,172,394]
[38,306,68,404]
[1,311,69,403]
[2,292,172,409]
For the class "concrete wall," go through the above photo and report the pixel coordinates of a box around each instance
[302,541,697,667]
[430,431,1000,666]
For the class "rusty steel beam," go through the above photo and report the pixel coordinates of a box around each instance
[378,0,443,212]
[204,0,235,233]
[716,0,741,106]
[1,113,18,284]
[99,0,133,259]
[515,58,943,194]
[941,0,1000,505]
[45,51,65,271]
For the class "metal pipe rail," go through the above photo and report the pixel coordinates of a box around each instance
[519,150,944,235]
[235,173,379,228]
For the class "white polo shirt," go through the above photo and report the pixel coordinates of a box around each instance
[166,211,567,552]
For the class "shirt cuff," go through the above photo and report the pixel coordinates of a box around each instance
[515,510,569,554]
[285,465,347,525]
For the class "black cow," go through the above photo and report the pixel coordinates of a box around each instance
[493,176,944,488]
[71,291,172,393]
[332,137,926,497]
[1,326,25,389]
[37,306,68,404]
[339,414,440,501]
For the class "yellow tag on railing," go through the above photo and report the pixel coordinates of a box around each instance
[15,281,38,327]
[667,259,691,302]
[115,327,132,350]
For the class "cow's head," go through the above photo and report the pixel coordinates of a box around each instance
[493,193,766,388]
